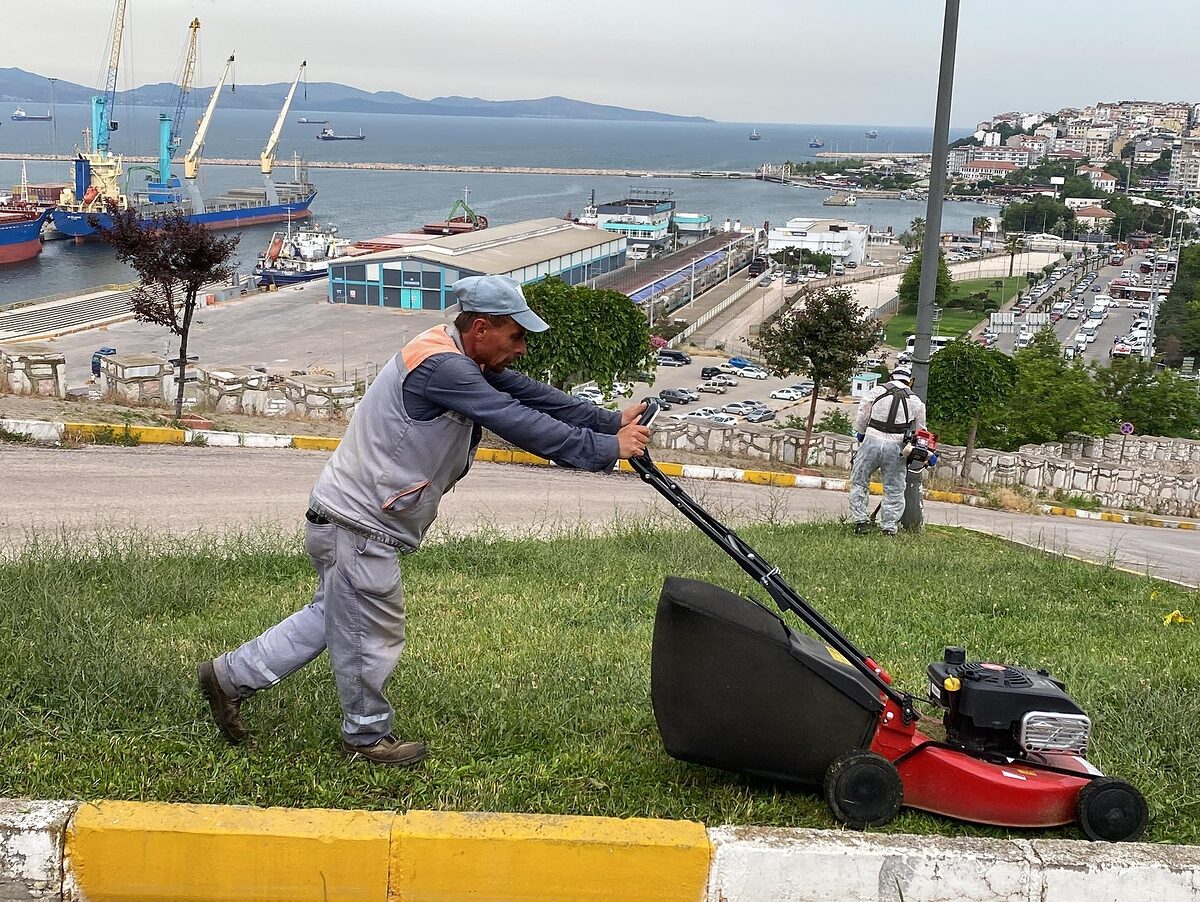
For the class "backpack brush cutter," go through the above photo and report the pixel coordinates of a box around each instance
[630,399,1147,841]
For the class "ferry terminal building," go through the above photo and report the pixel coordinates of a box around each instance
[326,219,627,310]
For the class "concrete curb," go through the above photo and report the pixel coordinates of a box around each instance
[3,417,1196,532]
[3,797,1198,901]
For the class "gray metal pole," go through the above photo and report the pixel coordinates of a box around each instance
[903,0,960,531]
[911,0,960,401]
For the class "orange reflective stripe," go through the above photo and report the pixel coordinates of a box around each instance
[401,325,466,372]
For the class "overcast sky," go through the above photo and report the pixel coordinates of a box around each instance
[8,1,1197,126]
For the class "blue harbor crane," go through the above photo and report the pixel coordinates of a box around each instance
[92,0,127,155]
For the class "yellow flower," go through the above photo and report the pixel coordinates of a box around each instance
[1163,609,1193,626]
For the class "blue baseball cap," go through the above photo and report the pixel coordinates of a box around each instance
[449,275,549,333]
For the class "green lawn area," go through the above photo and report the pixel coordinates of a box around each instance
[1,523,1196,843]
[884,275,1028,348]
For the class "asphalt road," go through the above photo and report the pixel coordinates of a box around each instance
[2,444,1195,586]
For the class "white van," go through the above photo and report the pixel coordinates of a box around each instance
[1087,304,1107,321]
[904,334,954,356]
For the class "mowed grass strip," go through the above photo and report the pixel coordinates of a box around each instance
[0,522,1197,843]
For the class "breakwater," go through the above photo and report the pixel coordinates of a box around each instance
[0,153,719,179]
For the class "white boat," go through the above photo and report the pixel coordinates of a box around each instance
[253,222,354,286]
[822,192,858,207]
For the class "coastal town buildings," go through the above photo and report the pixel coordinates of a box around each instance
[766,217,870,266]
[1076,166,1119,193]
[1168,137,1200,194]
[595,191,676,260]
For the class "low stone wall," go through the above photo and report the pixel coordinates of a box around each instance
[651,423,1200,516]
[1026,433,1200,475]
[278,374,358,419]
[196,365,272,415]
[0,342,66,398]
[99,355,170,404]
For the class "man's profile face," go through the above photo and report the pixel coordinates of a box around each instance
[470,316,528,371]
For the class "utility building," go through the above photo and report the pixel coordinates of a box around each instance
[766,217,871,266]
[326,219,626,310]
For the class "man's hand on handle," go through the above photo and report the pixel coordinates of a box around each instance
[617,402,651,459]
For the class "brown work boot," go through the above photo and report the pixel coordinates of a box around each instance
[341,734,428,767]
[197,659,248,744]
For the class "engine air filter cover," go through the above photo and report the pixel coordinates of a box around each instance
[1020,710,1091,755]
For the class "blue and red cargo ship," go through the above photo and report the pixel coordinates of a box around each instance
[0,208,51,264]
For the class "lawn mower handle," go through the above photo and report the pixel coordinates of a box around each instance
[629,398,910,712]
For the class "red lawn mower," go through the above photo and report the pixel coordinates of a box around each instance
[631,400,1147,842]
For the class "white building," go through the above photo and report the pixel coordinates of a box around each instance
[959,160,1019,183]
[1169,138,1200,193]
[1076,165,1118,193]
[766,218,870,265]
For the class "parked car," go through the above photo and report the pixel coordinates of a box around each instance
[706,413,739,427]
[711,373,739,387]
[700,366,722,379]
[657,355,686,367]
[867,260,884,268]
[693,406,722,419]
[716,363,741,375]
[91,346,117,377]
[674,387,701,402]
[739,367,769,380]
[744,409,776,424]
[726,356,753,368]
[770,387,806,401]
[658,388,692,405]
[722,401,758,416]
[697,380,727,394]
[571,388,605,405]
[658,349,691,365]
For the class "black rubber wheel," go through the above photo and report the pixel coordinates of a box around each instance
[823,750,903,829]
[1077,777,1149,842]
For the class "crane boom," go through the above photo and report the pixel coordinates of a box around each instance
[261,61,306,176]
[169,18,201,158]
[93,0,128,154]
[183,53,235,181]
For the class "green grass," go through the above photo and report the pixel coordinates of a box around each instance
[884,276,1027,348]
[1,522,1197,843]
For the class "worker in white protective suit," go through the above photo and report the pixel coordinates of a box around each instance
[849,365,927,536]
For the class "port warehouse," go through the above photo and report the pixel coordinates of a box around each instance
[327,219,628,309]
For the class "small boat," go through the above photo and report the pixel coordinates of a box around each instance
[422,192,489,236]
[296,117,329,124]
[12,107,52,122]
[749,128,761,141]
[822,192,857,207]
[809,137,824,148]
[253,222,354,286]
[865,128,878,139]
[316,127,365,141]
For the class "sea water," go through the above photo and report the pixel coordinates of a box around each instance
[0,105,984,304]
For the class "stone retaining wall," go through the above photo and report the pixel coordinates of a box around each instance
[1026,433,1200,475]
[651,423,1200,516]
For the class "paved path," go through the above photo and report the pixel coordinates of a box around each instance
[2,445,1195,585]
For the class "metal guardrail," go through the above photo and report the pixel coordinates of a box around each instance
[668,281,756,348]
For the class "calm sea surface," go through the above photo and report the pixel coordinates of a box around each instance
[0,105,982,305]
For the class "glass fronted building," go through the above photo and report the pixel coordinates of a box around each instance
[327,219,627,310]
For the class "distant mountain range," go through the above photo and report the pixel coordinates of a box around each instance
[0,67,712,123]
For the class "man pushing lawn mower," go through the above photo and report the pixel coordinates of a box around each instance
[198,275,651,766]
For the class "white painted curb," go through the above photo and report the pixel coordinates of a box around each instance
[705,826,1200,902]
[0,798,76,900]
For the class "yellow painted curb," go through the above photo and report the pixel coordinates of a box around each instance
[63,422,186,445]
[291,435,341,451]
[475,447,551,466]
[927,490,967,504]
[743,468,797,487]
[869,481,883,495]
[390,810,710,902]
[1179,522,1196,530]
[1099,512,1127,523]
[67,800,393,902]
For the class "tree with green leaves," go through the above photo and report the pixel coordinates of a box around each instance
[972,216,991,243]
[1001,197,1074,235]
[750,286,878,465]
[982,329,1116,449]
[96,207,239,419]
[515,278,653,393]
[897,251,952,315]
[1004,234,1024,278]
[1093,357,1200,439]
[928,339,1016,479]
[909,217,926,246]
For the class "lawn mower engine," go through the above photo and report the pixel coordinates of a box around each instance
[927,646,1090,760]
